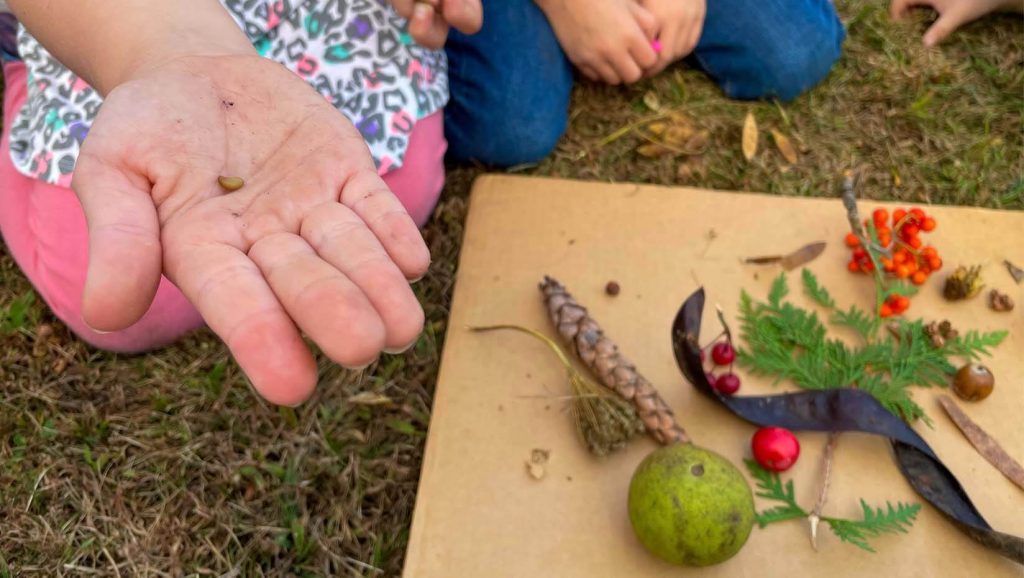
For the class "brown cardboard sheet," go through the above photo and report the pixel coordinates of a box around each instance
[404,176,1024,578]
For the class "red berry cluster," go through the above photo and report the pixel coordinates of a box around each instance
[844,207,942,317]
[700,341,741,396]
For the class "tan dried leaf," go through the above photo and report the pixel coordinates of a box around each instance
[770,129,798,164]
[642,91,661,112]
[742,111,758,161]
[664,124,696,149]
[347,391,394,406]
[637,143,672,158]
[676,155,706,183]
[684,130,710,153]
[646,121,667,136]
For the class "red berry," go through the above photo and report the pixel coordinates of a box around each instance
[880,303,894,318]
[711,342,736,366]
[872,208,889,225]
[852,247,867,259]
[929,256,943,271]
[715,373,742,395]
[902,224,920,238]
[893,209,907,224]
[912,271,928,285]
[847,260,860,273]
[910,208,926,222]
[844,233,861,248]
[908,237,923,249]
[751,427,801,472]
[895,296,910,312]
[921,217,936,232]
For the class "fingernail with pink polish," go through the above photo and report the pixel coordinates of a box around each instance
[651,39,663,53]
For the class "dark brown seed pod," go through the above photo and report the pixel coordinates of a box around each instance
[605,281,621,296]
[989,289,1014,312]
[217,176,245,192]
[953,364,994,402]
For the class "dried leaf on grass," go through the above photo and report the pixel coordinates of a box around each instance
[771,129,799,164]
[347,391,394,406]
[938,395,1024,490]
[637,143,673,158]
[677,155,707,183]
[742,111,758,161]
[643,91,662,112]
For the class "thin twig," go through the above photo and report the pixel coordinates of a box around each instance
[809,432,840,550]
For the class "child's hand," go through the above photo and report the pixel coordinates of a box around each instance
[75,55,430,405]
[639,0,706,77]
[391,0,483,48]
[891,0,1023,46]
[537,0,660,85]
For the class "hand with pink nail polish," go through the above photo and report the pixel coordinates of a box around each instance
[391,0,483,48]
[638,0,707,78]
[536,0,660,85]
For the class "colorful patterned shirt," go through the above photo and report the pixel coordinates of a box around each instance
[6,1,447,187]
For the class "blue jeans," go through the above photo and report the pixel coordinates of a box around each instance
[444,0,846,167]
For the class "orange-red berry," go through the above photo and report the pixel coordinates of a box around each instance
[845,233,860,248]
[895,296,910,312]
[893,209,907,223]
[873,208,889,225]
[880,304,894,318]
[929,256,943,271]
[848,260,860,273]
[922,217,936,232]
[912,271,928,285]
[910,208,926,222]
[909,237,923,249]
[896,265,911,279]
[902,224,920,238]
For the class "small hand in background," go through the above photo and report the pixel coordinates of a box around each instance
[392,0,483,48]
[891,0,1023,47]
[537,0,659,85]
[639,0,707,77]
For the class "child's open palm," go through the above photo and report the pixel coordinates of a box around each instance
[74,55,430,405]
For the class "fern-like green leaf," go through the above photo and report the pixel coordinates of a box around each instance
[744,459,807,527]
[802,268,836,309]
[884,282,919,299]
[830,304,878,342]
[943,330,1009,360]
[768,273,789,308]
[823,501,922,552]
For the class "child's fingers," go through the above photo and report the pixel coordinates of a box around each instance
[409,2,450,49]
[72,156,163,333]
[628,32,659,70]
[441,0,483,35]
[592,59,622,85]
[891,0,932,20]
[612,52,644,84]
[630,2,660,40]
[167,242,319,406]
[578,64,600,82]
[338,171,431,282]
[922,9,965,46]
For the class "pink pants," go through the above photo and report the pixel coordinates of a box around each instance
[0,61,446,353]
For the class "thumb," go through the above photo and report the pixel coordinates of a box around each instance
[441,0,483,35]
[72,154,162,332]
[630,3,660,40]
[922,9,965,46]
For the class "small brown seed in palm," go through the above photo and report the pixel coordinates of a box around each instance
[218,176,245,191]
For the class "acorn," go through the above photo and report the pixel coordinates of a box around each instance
[952,364,994,402]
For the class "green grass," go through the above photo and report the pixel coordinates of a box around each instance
[1,2,1020,576]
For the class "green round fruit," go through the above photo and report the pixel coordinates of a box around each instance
[628,443,754,567]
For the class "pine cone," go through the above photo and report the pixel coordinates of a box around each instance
[539,276,689,445]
